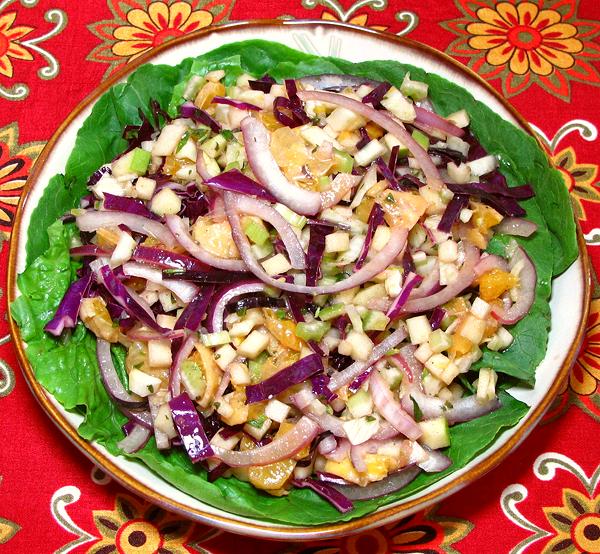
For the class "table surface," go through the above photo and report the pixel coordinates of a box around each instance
[1,1,599,552]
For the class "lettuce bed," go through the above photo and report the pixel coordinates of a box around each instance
[11,40,576,525]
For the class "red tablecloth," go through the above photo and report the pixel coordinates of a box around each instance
[1,1,599,552]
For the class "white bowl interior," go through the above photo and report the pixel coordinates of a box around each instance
[13,23,585,539]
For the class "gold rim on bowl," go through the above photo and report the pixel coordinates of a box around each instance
[7,19,592,540]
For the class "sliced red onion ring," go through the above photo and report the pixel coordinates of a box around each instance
[418,448,452,473]
[211,416,319,467]
[414,106,465,138]
[232,194,306,269]
[195,145,214,181]
[403,242,480,313]
[225,192,408,295]
[132,245,208,272]
[169,334,196,398]
[120,407,153,429]
[328,326,408,391]
[165,214,247,272]
[320,173,362,210]
[405,388,501,424]
[494,217,538,237]
[76,210,176,248]
[207,281,266,333]
[122,262,200,304]
[292,478,354,513]
[297,90,443,189]
[387,272,424,320]
[97,339,146,408]
[332,465,421,501]
[241,117,322,215]
[370,371,421,440]
[211,96,261,111]
[491,246,536,324]
[317,434,338,455]
[117,423,151,454]
[474,253,509,277]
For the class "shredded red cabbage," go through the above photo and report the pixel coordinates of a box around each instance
[245,353,324,404]
[387,272,424,320]
[375,157,403,191]
[428,147,466,165]
[103,192,157,220]
[355,202,384,270]
[87,165,111,187]
[248,75,275,93]
[429,307,446,330]
[44,273,93,336]
[445,182,530,217]
[306,222,334,286]
[356,127,371,150]
[174,285,215,332]
[204,169,276,202]
[388,144,400,175]
[311,373,337,402]
[169,393,214,462]
[132,246,208,272]
[211,96,261,111]
[179,102,221,133]
[348,367,373,393]
[361,82,391,108]
[437,193,469,233]
[70,245,109,257]
[291,478,354,513]
[273,96,310,128]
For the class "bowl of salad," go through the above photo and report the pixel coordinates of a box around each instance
[8,20,590,539]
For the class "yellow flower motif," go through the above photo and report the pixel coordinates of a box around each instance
[112,1,213,62]
[466,1,582,76]
[88,494,193,554]
[543,488,600,553]
[0,11,34,78]
[567,298,600,396]
[321,11,388,32]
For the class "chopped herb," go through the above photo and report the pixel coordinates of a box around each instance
[134,362,143,369]
[221,129,235,141]
[365,415,376,422]
[190,127,210,142]
[410,395,423,422]
[275,308,287,320]
[386,193,395,203]
[213,401,220,409]
[247,414,267,428]
[459,375,475,394]
[325,404,334,415]
[147,384,154,393]
[176,131,189,153]
[236,307,247,317]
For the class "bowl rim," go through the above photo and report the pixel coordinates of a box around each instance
[7,18,592,540]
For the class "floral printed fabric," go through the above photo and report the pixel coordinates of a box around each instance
[0,0,599,552]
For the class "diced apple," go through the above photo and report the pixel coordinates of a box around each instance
[148,339,172,367]
[129,369,162,397]
[150,187,182,216]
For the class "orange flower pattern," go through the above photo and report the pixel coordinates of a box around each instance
[553,146,600,222]
[0,123,44,241]
[88,0,236,77]
[0,11,33,78]
[320,10,388,32]
[443,0,600,100]
[569,299,600,396]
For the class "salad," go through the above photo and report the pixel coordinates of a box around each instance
[12,40,577,524]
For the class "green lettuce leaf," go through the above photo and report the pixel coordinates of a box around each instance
[13,40,576,525]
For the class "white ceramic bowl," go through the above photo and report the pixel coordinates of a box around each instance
[8,20,590,540]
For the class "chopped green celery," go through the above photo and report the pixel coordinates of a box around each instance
[295,321,331,341]
[333,148,354,173]
[319,276,339,286]
[129,148,151,174]
[176,131,190,153]
[202,134,227,158]
[411,129,430,151]
[400,72,429,101]
[263,285,281,298]
[313,294,329,307]
[181,360,206,399]
[274,203,307,229]
[346,389,372,418]
[225,161,243,172]
[317,175,331,191]
[275,308,288,320]
[243,218,269,245]
[362,310,390,332]
[429,329,452,353]
[251,241,273,259]
[318,303,345,321]
[248,351,269,384]
[440,314,455,331]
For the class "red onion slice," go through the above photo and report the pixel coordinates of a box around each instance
[207,281,267,333]
[165,214,247,272]
[169,334,196,398]
[317,434,338,455]
[370,371,421,441]
[328,326,408,391]
[405,388,501,424]
[195,144,214,181]
[403,242,480,313]
[225,192,408,295]
[414,106,465,138]
[232,194,306,269]
[331,465,421,500]
[494,217,538,237]
[211,416,319,467]
[491,246,536,324]
[122,262,200,304]
[297,90,444,189]
[241,117,322,215]
[474,253,509,277]
[97,339,146,408]
[76,210,176,248]
[117,423,151,453]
